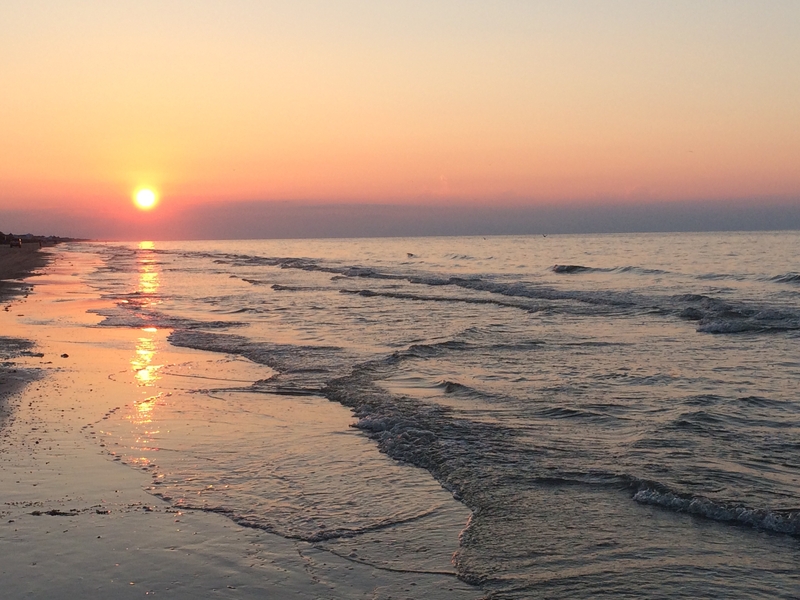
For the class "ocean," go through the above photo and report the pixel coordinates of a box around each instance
[61,232,800,598]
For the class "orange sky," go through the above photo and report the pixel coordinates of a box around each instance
[1,1,799,227]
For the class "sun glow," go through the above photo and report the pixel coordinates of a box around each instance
[133,188,158,210]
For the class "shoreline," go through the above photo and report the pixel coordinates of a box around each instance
[0,244,51,302]
[0,244,479,599]
[0,244,52,430]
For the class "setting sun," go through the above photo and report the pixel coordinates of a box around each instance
[133,188,158,210]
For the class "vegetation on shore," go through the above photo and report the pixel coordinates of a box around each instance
[1,231,79,245]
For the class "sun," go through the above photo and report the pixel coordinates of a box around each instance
[133,188,158,210]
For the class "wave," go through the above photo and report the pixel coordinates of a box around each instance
[404,275,638,309]
[681,394,724,406]
[534,406,611,420]
[339,288,538,312]
[673,294,800,333]
[179,250,800,338]
[615,265,669,275]
[696,272,747,281]
[552,264,593,274]
[558,264,752,282]
[633,487,800,536]
[91,307,246,330]
[241,279,320,293]
[214,253,407,282]
[734,395,787,409]
[213,250,800,335]
[345,358,800,539]
[696,315,800,334]
[338,347,800,539]
[203,251,636,309]
[212,307,266,315]
[401,340,476,360]
[552,264,669,275]
[324,364,511,507]
[161,323,800,558]
[526,470,800,537]
[434,380,472,394]
[167,330,350,393]
[446,254,476,260]
[769,272,800,285]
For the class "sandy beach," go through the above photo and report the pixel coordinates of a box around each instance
[0,244,49,303]
[0,246,478,599]
[1,244,51,427]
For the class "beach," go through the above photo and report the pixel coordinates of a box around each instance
[2,235,800,598]
[0,244,48,300]
[0,245,478,599]
[0,244,50,426]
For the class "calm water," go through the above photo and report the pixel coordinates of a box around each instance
[70,232,800,598]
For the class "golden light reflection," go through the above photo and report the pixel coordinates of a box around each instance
[139,271,160,295]
[133,394,157,423]
[137,242,161,299]
[132,334,161,385]
[130,243,163,387]
[127,393,165,440]
[122,242,168,463]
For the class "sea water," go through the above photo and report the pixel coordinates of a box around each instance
[65,232,800,598]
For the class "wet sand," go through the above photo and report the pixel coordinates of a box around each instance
[0,247,479,599]
[0,244,49,300]
[1,244,51,428]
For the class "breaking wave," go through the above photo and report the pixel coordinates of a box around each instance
[633,487,800,536]
[552,264,593,273]
[159,249,800,335]
[770,272,800,285]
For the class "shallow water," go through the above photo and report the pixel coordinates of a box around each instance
[69,232,800,597]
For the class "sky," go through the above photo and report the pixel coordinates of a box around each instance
[1,0,799,239]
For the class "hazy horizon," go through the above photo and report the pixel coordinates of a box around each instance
[2,198,799,241]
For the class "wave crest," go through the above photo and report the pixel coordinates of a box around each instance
[770,272,800,285]
[633,487,800,535]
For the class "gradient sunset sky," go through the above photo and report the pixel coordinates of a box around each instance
[2,1,799,238]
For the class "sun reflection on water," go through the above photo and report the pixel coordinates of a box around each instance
[131,242,163,386]
[129,241,164,442]
[102,243,171,478]
[137,241,161,300]
[132,333,161,385]
[133,394,157,424]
